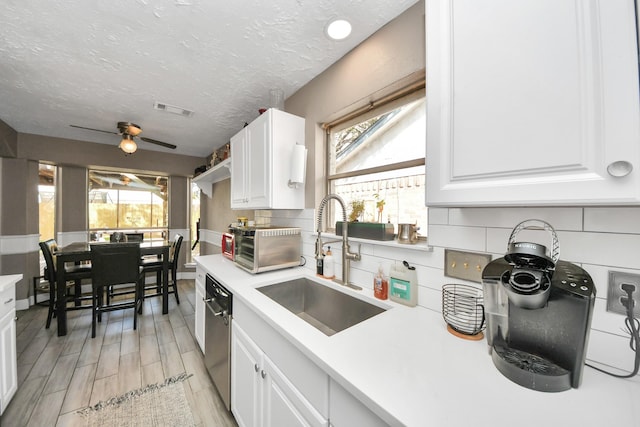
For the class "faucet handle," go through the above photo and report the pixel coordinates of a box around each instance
[346,243,361,261]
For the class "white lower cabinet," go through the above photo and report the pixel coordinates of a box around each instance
[328,379,388,427]
[0,309,17,415]
[232,322,327,427]
[194,270,205,353]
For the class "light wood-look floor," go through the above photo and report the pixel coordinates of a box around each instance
[0,279,238,427]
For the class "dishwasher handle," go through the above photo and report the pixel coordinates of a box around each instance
[205,298,226,317]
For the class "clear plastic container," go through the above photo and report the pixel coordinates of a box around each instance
[269,89,284,110]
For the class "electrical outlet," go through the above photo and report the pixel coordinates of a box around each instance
[607,271,640,316]
[444,249,492,283]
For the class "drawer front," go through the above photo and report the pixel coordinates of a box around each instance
[196,268,205,286]
[0,286,15,319]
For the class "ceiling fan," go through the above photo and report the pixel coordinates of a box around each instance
[70,122,177,154]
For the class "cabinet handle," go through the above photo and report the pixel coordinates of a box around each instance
[4,298,13,304]
[607,161,633,177]
[254,363,259,373]
[261,370,266,379]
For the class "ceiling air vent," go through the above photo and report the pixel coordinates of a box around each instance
[153,102,194,117]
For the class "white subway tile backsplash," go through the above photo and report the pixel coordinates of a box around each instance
[556,231,640,269]
[428,224,486,251]
[590,298,630,339]
[584,207,640,234]
[448,207,583,230]
[418,286,443,313]
[587,329,639,375]
[427,208,449,225]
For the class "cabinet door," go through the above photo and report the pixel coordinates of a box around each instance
[246,112,271,208]
[231,322,262,427]
[231,129,248,208]
[194,276,205,353]
[328,379,387,427]
[0,310,17,415]
[426,0,640,206]
[263,357,327,427]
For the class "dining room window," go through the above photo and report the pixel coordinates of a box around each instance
[325,87,427,233]
[88,170,168,240]
[38,163,56,241]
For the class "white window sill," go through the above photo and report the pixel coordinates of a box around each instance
[316,232,432,252]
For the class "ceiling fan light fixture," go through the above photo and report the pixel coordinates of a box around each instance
[119,134,138,154]
[117,121,142,136]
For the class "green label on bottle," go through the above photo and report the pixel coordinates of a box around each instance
[390,277,410,300]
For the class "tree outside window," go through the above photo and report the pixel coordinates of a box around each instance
[327,95,427,234]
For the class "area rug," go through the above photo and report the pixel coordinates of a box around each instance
[78,373,196,427]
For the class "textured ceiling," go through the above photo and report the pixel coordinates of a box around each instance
[0,0,417,158]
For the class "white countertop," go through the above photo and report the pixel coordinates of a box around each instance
[0,274,22,293]
[196,255,640,427]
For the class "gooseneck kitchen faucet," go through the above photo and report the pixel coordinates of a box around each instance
[316,194,361,289]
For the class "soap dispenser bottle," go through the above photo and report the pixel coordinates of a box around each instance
[374,263,388,300]
[323,247,335,279]
[316,250,324,276]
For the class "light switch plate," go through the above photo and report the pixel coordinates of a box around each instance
[444,249,492,283]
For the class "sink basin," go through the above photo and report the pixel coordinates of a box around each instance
[257,277,386,336]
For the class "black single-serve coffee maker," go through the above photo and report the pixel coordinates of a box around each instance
[482,220,595,392]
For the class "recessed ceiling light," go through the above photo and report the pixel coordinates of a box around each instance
[326,18,352,40]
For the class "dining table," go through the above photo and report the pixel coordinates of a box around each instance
[54,240,171,337]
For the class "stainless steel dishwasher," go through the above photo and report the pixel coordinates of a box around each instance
[204,273,232,411]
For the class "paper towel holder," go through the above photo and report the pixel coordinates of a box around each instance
[288,143,307,188]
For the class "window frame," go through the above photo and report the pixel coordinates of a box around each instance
[323,81,426,231]
[87,169,169,241]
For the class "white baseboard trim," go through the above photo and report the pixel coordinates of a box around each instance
[17,299,30,311]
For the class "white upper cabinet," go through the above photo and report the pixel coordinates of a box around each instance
[426,0,640,206]
[231,109,305,210]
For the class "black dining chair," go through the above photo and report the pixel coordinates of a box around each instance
[90,242,143,338]
[140,234,183,305]
[39,239,92,329]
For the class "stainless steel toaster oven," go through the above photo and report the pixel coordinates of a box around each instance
[233,226,301,273]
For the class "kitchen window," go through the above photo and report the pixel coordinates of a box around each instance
[325,87,426,234]
[88,170,168,241]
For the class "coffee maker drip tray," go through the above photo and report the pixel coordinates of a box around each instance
[492,345,571,392]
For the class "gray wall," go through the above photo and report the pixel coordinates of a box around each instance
[0,119,18,158]
[19,133,204,177]
[0,158,40,302]
[201,178,253,255]
[57,166,88,234]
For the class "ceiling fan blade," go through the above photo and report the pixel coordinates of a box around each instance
[139,137,177,150]
[69,124,118,135]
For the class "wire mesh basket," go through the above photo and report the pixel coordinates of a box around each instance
[442,284,486,340]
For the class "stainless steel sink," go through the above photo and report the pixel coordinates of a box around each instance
[257,277,387,336]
